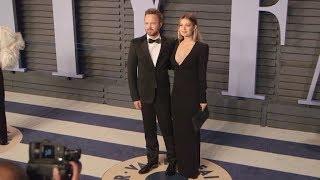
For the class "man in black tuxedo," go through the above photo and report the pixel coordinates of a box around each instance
[127,8,176,176]
[0,63,8,145]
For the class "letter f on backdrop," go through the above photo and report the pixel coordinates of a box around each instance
[130,0,160,38]
[222,0,288,100]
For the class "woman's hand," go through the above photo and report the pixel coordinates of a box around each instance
[200,103,207,111]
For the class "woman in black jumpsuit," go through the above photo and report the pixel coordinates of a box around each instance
[171,13,209,178]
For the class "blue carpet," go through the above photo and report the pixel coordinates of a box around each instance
[6,101,320,160]
[4,101,320,179]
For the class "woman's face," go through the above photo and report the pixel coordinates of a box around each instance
[179,18,195,38]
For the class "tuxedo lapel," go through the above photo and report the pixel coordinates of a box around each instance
[140,35,155,68]
[156,36,167,68]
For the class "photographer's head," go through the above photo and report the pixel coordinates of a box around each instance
[0,160,28,180]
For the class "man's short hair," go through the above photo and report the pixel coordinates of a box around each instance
[145,8,163,23]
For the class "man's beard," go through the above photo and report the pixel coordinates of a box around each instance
[146,29,159,36]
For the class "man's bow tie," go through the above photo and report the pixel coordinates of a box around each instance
[148,38,161,44]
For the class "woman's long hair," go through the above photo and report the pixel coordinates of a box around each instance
[177,13,201,42]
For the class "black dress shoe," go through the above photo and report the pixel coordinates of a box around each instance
[165,163,176,176]
[138,162,158,174]
[189,171,200,179]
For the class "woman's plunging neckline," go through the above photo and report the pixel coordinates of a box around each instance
[175,41,198,66]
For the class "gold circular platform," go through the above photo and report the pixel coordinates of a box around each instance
[0,126,23,153]
[102,154,232,180]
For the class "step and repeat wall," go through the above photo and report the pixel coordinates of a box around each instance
[2,0,320,132]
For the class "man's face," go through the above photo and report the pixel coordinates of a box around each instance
[144,14,162,36]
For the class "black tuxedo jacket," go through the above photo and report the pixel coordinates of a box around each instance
[127,34,175,103]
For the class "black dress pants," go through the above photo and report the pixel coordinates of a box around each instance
[141,88,175,164]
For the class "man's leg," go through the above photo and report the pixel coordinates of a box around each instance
[154,95,175,164]
[155,93,176,176]
[141,102,159,164]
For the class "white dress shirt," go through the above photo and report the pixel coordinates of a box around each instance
[147,34,161,67]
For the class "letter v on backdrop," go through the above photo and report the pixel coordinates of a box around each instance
[222,0,288,100]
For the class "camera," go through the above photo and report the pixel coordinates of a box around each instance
[27,140,81,180]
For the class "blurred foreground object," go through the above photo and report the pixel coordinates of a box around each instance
[0,26,25,69]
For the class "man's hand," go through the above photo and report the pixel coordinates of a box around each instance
[133,100,142,110]
[200,103,207,111]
